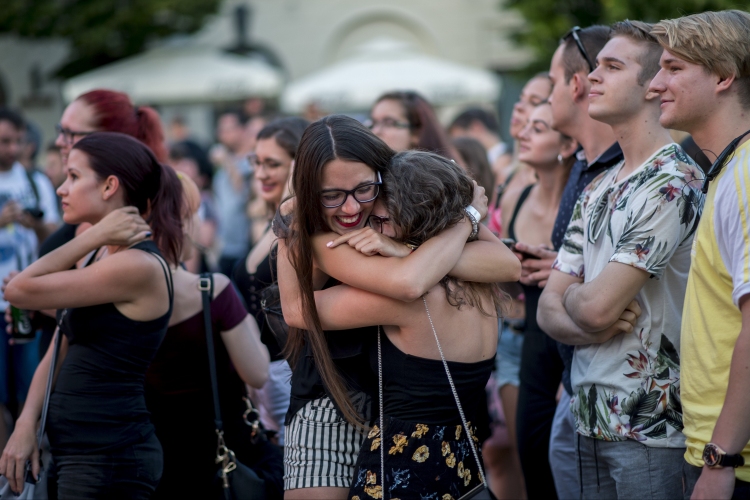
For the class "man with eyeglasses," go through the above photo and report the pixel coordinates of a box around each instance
[647,11,750,500]
[539,21,706,499]
[0,108,60,451]
[512,24,617,500]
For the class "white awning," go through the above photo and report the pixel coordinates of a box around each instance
[63,44,284,104]
[282,38,501,113]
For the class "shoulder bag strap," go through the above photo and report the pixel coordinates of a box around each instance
[37,311,65,446]
[421,297,487,488]
[199,273,223,431]
[24,168,40,209]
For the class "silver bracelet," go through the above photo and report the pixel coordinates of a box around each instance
[464,206,479,242]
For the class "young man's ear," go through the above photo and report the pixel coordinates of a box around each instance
[571,72,590,103]
[716,73,737,96]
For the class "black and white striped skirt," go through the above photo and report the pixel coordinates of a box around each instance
[284,396,366,490]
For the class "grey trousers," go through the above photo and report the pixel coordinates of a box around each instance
[549,391,579,499]
[575,434,684,499]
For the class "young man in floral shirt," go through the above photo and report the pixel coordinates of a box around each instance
[649,11,750,500]
[538,21,705,498]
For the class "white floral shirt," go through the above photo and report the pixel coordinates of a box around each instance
[554,143,704,447]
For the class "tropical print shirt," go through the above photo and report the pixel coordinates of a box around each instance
[554,143,705,448]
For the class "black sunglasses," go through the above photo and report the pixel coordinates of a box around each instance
[564,26,595,73]
[702,129,750,194]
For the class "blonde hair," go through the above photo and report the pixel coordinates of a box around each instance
[175,171,201,218]
[651,10,750,108]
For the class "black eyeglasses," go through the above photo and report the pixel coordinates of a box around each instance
[368,215,390,233]
[55,124,97,145]
[702,129,750,194]
[564,26,595,73]
[320,171,382,208]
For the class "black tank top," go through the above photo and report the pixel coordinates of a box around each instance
[509,185,543,335]
[48,240,173,455]
[373,333,494,441]
[232,243,284,361]
[285,278,378,425]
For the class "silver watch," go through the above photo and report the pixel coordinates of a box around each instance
[464,205,480,241]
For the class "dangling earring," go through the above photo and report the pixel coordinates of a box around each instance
[557,154,563,164]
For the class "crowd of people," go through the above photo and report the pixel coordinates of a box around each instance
[0,8,748,500]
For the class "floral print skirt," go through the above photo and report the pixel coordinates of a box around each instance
[348,416,484,500]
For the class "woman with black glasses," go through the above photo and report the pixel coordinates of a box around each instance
[231,117,309,446]
[276,115,518,500]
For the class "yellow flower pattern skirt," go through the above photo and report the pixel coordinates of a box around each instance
[348,417,483,500]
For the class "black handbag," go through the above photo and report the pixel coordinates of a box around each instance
[199,274,279,500]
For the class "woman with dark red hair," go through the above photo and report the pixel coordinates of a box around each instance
[54,89,167,163]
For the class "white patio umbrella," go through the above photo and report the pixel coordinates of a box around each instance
[281,38,501,113]
[63,44,284,104]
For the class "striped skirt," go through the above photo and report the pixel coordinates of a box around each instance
[284,397,366,490]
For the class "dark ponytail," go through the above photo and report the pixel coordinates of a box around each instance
[149,164,183,265]
[72,131,183,265]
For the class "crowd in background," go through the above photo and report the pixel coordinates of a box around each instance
[0,8,748,500]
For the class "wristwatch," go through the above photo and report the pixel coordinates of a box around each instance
[464,205,480,242]
[703,443,745,469]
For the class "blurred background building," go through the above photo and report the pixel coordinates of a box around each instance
[0,0,532,146]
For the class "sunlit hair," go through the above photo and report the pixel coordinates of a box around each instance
[609,20,662,86]
[176,171,201,219]
[286,115,394,426]
[383,151,508,316]
[651,10,750,108]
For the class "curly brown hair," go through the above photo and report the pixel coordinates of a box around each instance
[383,151,508,316]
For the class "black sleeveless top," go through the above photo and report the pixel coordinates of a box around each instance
[285,278,378,425]
[373,333,494,442]
[231,243,284,361]
[48,240,173,455]
[509,184,543,335]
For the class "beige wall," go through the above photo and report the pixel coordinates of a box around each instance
[196,0,532,80]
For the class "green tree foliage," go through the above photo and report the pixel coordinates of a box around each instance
[0,0,221,77]
[505,0,749,71]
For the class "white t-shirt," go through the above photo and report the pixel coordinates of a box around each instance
[0,162,60,310]
[553,143,705,448]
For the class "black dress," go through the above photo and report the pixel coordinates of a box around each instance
[231,245,284,361]
[510,185,563,500]
[47,240,172,495]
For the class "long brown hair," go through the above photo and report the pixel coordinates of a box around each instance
[286,115,394,426]
[383,151,506,315]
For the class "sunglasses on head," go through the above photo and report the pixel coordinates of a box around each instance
[564,26,595,73]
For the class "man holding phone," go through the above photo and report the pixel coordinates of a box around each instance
[0,108,60,450]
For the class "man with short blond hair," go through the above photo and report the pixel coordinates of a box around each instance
[539,20,705,498]
[649,9,750,500]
